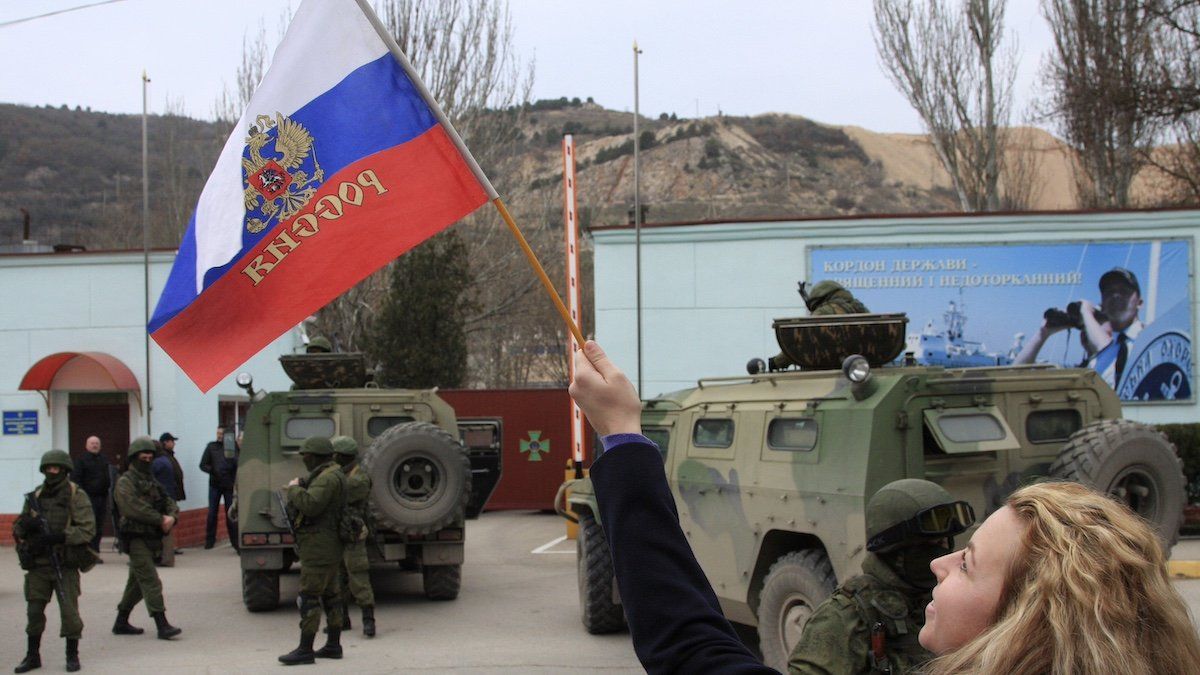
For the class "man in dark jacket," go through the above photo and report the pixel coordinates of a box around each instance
[152,433,187,564]
[113,437,182,640]
[70,435,110,554]
[198,426,238,549]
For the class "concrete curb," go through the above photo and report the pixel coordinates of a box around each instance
[1168,561,1200,579]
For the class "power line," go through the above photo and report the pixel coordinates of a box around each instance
[0,0,129,29]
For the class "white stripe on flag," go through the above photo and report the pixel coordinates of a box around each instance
[193,0,389,292]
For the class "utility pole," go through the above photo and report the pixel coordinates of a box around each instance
[142,71,152,434]
[633,40,644,398]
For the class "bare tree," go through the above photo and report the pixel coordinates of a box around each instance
[212,22,274,125]
[1039,0,1157,207]
[873,0,1020,211]
[1139,0,1200,203]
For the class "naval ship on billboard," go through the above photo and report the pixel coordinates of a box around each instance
[903,295,1014,368]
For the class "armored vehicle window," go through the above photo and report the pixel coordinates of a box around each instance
[368,416,415,437]
[285,417,335,440]
[936,413,1005,443]
[767,418,818,452]
[644,427,671,462]
[1026,409,1082,443]
[693,418,734,448]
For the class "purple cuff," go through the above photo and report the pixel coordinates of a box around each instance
[601,433,655,453]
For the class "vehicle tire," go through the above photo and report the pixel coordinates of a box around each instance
[361,422,471,536]
[577,513,626,634]
[1050,419,1186,548]
[756,550,836,672]
[422,564,461,601]
[242,569,280,612]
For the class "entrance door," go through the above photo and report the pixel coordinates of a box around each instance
[68,394,130,536]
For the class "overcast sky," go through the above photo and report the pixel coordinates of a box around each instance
[0,0,1056,134]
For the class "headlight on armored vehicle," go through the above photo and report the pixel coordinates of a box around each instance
[236,372,253,388]
[842,355,871,383]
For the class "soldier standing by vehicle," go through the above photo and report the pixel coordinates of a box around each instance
[788,479,974,674]
[12,450,97,673]
[279,436,348,666]
[330,435,376,637]
[112,437,183,640]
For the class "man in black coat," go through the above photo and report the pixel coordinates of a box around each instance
[70,435,110,555]
[198,426,238,550]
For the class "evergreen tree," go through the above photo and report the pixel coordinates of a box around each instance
[369,229,473,388]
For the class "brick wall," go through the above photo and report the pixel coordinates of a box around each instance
[0,506,230,548]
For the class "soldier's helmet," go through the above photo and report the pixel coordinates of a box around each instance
[300,436,335,456]
[331,435,358,457]
[804,280,850,310]
[127,436,157,459]
[306,336,333,354]
[39,449,74,473]
[865,478,975,553]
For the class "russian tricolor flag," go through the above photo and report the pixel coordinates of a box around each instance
[149,0,492,392]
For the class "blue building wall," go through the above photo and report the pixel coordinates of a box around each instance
[592,209,1198,426]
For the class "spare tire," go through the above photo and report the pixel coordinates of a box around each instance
[361,421,471,536]
[1049,419,1185,548]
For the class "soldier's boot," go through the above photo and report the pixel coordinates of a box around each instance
[362,606,376,638]
[65,639,80,673]
[111,609,145,635]
[151,611,181,640]
[13,634,41,673]
[278,633,316,666]
[314,629,342,660]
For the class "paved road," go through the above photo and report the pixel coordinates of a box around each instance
[4,515,1200,673]
[0,512,641,674]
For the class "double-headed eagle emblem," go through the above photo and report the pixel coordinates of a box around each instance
[241,113,324,234]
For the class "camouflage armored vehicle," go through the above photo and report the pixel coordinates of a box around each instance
[561,313,1184,670]
[233,351,501,612]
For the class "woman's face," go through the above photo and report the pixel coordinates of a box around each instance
[919,505,1025,655]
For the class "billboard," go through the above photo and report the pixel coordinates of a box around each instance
[810,239,1193,403]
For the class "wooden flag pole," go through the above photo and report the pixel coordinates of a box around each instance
[492,197,586,349]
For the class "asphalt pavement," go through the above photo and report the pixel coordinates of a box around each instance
[4,516,1200,673]
[0,512,641,674]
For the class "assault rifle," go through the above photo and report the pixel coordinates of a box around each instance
[21,492,67,608]
[274,489,297,537]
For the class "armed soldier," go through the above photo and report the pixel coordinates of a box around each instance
[12,450,97,673]
[112,436,183,640]
[770,280,870,371]
[279,436,348,665]
[788,479,974,674]
[328,435,376,637]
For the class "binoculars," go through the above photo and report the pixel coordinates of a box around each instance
[1044,301,1109,330]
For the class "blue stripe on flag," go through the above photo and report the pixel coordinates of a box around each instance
[149,52,439,333]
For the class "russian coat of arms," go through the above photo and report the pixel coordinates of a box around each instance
[241,113,324,234]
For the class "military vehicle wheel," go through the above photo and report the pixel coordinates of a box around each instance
[423,564,461,600]
[1050,419,1185,548]
[361,422,471,536]
[577,513,626,634]
[242,569,280,612]
[757,550,836,671]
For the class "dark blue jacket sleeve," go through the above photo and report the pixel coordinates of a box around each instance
[151,457,176,499]
[590,441,778,675]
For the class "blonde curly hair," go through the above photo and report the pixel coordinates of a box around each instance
[926,481,1200,674]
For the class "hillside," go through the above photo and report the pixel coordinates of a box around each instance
[0,100,1168,250]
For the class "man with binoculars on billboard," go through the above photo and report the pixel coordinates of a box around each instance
[1014,267,1144,392]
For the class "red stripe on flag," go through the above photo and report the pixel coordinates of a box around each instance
[152,125,488,392]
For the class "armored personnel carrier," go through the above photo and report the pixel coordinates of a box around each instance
[560,312,1184,670]
[233,351,500,611]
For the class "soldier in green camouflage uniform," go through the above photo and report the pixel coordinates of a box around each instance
[279,436,348,666]
[331,435,376,637]
[112,436,183,640]
[12,450,96,673]
[771,280,871,371]
[788,479,974,674]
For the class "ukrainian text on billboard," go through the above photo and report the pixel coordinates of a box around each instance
[810,240,1193,403]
